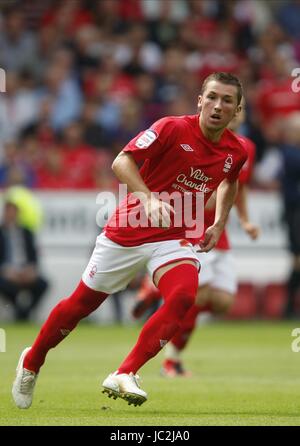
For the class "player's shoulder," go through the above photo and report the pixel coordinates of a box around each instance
[151,115,197,132]
[223,128,248,160]
[235,134,256,157]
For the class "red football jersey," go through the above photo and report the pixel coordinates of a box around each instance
[105,115,247,246]
[204,134,256,250]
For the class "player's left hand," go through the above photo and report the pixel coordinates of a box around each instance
[241,221,260,240]
[197,224,223,253]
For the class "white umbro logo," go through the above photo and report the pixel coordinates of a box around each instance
[180,144,194,152]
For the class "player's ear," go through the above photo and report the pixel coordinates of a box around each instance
[233,104,242,118]
[197,95,202,112]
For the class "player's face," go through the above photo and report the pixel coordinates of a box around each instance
[198,80,241,132]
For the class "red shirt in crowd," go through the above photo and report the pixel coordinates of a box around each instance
[255,78,300,126]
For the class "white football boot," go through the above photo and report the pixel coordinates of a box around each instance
[12,347,38,409]
[102,371,147,406]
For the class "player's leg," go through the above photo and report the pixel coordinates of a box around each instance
[12,233,145,409]
[102,258,199,404]
[209,288,234,314]
[163,250,236,376]
[12,280,108,409]
[208,250,237,315]
[23,280,108,374]
[162,250,215,376]
[115,260,198,373]
[162,285,211,377]
[131,274,162,319]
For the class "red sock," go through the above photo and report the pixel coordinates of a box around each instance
[170,304,200,351]
[118,263,198,374]
[24,280,108,373]
[171,302,212,350]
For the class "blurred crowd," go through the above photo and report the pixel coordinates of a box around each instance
[0,0,299,192]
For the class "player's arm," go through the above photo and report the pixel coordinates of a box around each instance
[112,151,151,198]
[199,178,238,252]
[235,183,260,240]
[112,151,173,227]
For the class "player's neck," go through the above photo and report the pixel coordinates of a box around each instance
[199,116,225,143]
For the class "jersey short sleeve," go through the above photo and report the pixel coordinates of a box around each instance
[122,117,178,163]
[238,137,256,185]
[225,155,247,183]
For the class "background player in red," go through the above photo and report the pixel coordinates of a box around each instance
[12,72,247,409]
[132,100,260,377]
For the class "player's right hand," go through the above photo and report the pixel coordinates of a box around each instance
[197,224,223,252]
[142,195,175,228]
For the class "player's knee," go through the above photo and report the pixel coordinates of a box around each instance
[170,284,196,315]
[212,291,234,314]
[195,285,210,306]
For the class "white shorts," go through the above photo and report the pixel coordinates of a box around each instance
[196,249,237,295]
[82,233,200,294]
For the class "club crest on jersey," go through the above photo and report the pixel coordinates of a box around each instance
[180,144,194,152]
[223,154,233,173]
[135,129,158,149]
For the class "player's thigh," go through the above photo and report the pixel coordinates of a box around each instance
[210,289,234,313]
[153,259,197,287]
[194,251,216,305]
[147,239,199,287]
[196,250,216,289]
[82,233,148,294]
[195,284,211,306]
[210,251,237,312]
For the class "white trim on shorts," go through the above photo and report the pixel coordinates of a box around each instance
[82,233,200,294]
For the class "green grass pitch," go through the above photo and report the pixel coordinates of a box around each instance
[1,320,300,426]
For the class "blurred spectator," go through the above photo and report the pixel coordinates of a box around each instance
[253,51,300,144]
[35,144,70,190]
[81,99,113,150]
[279,113,300,318]
[73,24,102,76]
[141,0,188,24]
[4,185,43,232]
[59,121,96,188]
[113,97,145,147]
[134,72,164,126]
[277,0,300,39]
[41,0,93,38]
[0,71,39,152]
[120,23,163,74]
[0,200,48,321]
[41,61,82,131]
[0,141,36,188]
[0,7,38,74]
[21,96,57,149]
